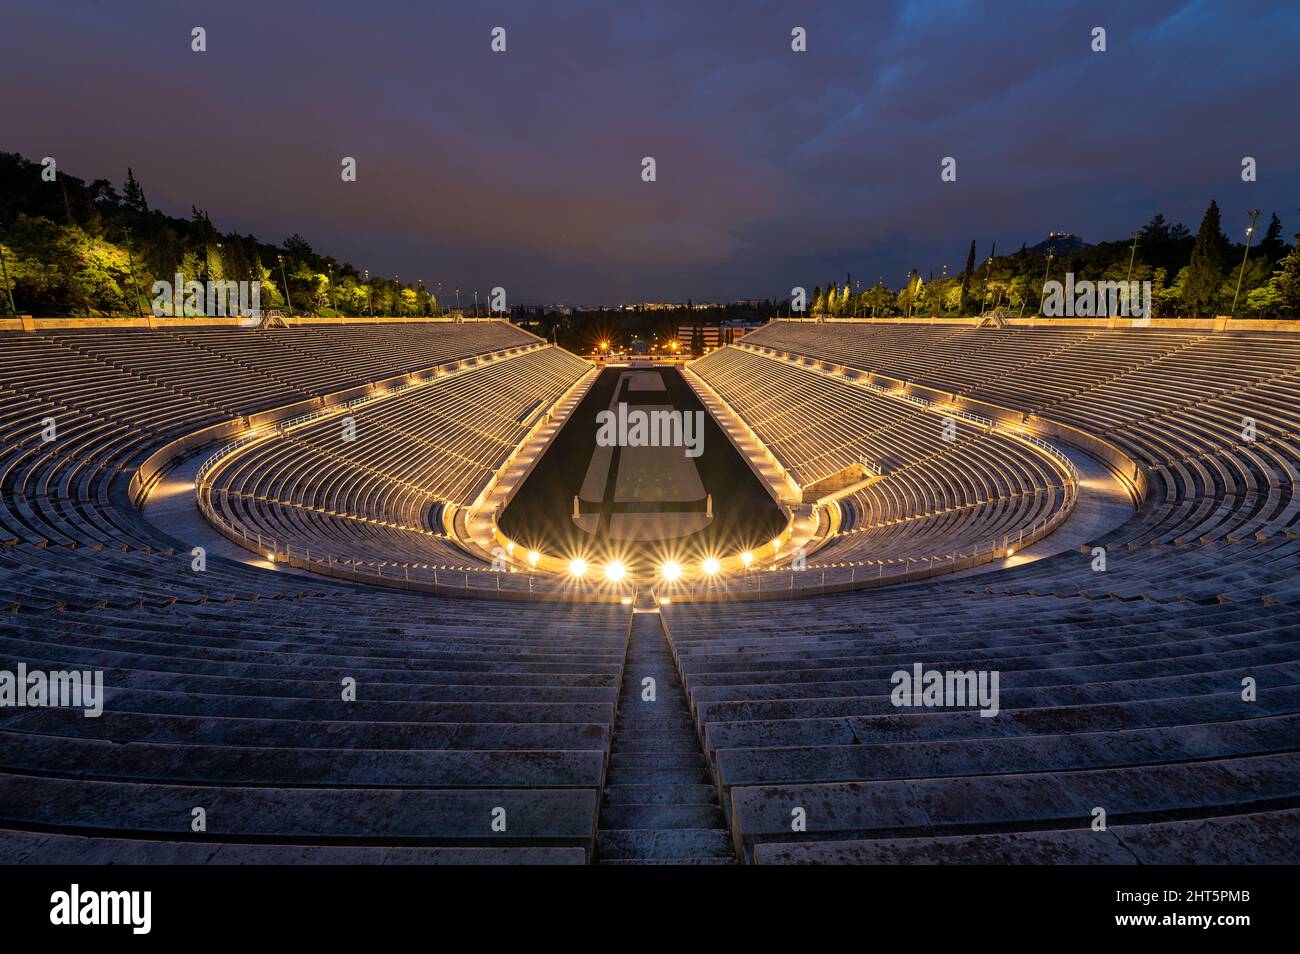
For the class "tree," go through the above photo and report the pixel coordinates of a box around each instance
[1245,281,1284,318]
[1182,200,1227,317]
[1258,212,1285,261]
[122,168,149,220]
[1271,233,1300,314]
[958,240,976,316]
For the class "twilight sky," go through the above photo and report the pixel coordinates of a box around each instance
[2,0,1298,304]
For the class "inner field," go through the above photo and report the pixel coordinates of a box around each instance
[498,366,786,570]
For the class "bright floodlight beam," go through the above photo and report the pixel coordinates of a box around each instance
[569,558,588,578]
[605,560,626,582]
[702,557,721,575]
[740,550,754,568]
[528,550,540,567]
[660,560,682,582]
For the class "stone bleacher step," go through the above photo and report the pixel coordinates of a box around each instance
[607,766,714,785]
[599,803,726,829]
[596,828,736,861]
[601,783,720,805]
[598,856,737,866]
[595,612,735,863]
[0,829,587,866]
[612,731,705,754]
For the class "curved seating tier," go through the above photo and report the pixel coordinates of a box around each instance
[1,539,625,861]
[690,345,1075,567]
[669,321,1300,861]
[664,566,1300,864]
[199,347,589,571]
[3,317,1299,864]
[0,321,628,863]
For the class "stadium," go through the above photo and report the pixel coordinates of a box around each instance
[4,4,1300,906]
[1,311,1298,865]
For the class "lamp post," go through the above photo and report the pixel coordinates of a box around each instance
[436,282,443,316]
[1231,209,1262,318]
[394,274,400,317]
[327,263,337,314]
[364,269,371,316]
[455,287,461,313]
[0,227,16,317]
[1037,251,1054,316]
[278,255,294,315]
[1121,231,1140,318]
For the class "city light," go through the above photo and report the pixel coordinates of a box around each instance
[701,557,721,575]
[569,557,587,577]
[740,550,754,568]
[604,560,626,582]
[660,560,682,581]
[528,550,540,567]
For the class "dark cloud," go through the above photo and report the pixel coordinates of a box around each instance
[2,0,1296,302]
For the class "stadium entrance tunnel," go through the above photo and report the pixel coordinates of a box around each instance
[497,366,786,580]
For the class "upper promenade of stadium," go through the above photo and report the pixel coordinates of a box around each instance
[1,313,1297,864]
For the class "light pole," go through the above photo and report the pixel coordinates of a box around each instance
[0,227,16,317]
[278,255,294,315]
[1231,209,1262,317]
[364,269,372,316]
[455,287,461,313]
[473,289,479,317]
[1037,251,1054,317]
[436,282,443,315]
[394,275,400,316]
[327,263,337,314]
[1124,232,1139,285]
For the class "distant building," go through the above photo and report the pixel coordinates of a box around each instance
[679,324,721,351]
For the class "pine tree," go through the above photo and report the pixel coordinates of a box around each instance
[122,168,149,219]
[1258,212,1285,261]
[958,239,976,315]
[1182,200,1227,317]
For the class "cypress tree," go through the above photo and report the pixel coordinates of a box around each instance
[1182,200,1226,317]
[958,239,976,315]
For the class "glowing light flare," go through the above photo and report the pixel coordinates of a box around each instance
[569,558,588,577]
[659,560,682,582]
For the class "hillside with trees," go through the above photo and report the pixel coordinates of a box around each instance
[0,152,436,318]
[2,151,1297,321]
[810,201,1300,320]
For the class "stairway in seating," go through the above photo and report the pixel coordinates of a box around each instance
[596,606,736,864]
